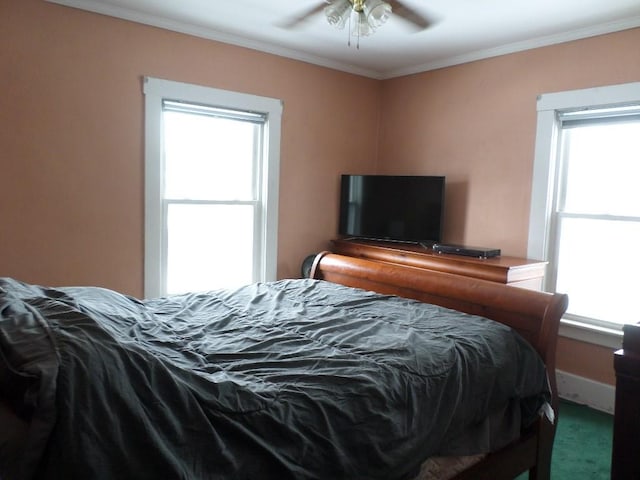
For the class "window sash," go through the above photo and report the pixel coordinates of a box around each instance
[163,99,266,124]
[161,106,263,203]
[143,77,282,298]
[160,102,264,294]
[552,214,640,327]
[527,82,640,342]
[529,82,640,345]
[559,105,640,128]
[164,202,258,293]
[547,109,640,329]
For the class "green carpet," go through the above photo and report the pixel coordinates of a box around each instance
[515,400,613,479]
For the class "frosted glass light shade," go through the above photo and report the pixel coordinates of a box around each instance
[365,0,392,28]
[325,0,351,29]
[352,12,375,36]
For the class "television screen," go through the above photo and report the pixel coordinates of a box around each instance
[339,175,445,244]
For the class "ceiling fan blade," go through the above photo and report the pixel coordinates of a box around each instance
[388,0,434,30]
[278,2,330,29]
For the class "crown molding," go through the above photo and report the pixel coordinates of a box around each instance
[46,0,640,81]
[380,16,640,79]
[45,0,382,79]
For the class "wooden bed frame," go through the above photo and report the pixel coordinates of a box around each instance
[311,252,569,480]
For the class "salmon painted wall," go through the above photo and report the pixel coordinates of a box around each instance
[2,0,636,386]
[0,0,380,295]
[378,27,640,385]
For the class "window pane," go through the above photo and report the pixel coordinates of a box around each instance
[163,110,257,201]
[563,122,640,216]
[166,204,255,294]
[556,217,640,325]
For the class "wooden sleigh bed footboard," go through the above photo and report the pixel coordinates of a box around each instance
[311,252,569,480]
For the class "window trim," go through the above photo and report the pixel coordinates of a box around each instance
[528,81,640,348]
[143,77,282,298]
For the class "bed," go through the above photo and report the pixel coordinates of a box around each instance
[0,251,567,480]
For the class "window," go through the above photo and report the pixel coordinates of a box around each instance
[143,77,282,298]
[529,82,640,346]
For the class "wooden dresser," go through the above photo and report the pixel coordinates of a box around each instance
[612,322,640,479]
[331,239,547,290]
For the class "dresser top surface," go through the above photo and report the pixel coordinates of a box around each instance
[331,239,547,269]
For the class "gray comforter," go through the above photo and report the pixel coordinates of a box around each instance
[0,277,549,480]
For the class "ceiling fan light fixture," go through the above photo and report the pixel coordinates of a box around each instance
[364,0,392,28]
[324,0,396,44]
[324,0,351,30]
[352,11,375,37]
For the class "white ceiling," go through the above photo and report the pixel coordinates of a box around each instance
[48,0,640,79]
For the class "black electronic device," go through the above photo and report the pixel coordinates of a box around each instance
[339,174,445,244]
[432,243,501,259]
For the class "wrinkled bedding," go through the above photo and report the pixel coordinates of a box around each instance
[0,277,549,480]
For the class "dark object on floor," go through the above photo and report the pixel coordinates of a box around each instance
[612,322,640,480]
[301,253,317,278]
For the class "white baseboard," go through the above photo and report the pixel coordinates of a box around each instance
[556,369,615,414]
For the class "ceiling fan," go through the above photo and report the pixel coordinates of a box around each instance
[281,0,435,37]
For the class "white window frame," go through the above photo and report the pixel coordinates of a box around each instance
[143,77,282,298]
[528,81,640,349]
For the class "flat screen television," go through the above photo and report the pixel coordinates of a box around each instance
[339,174,445,244]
